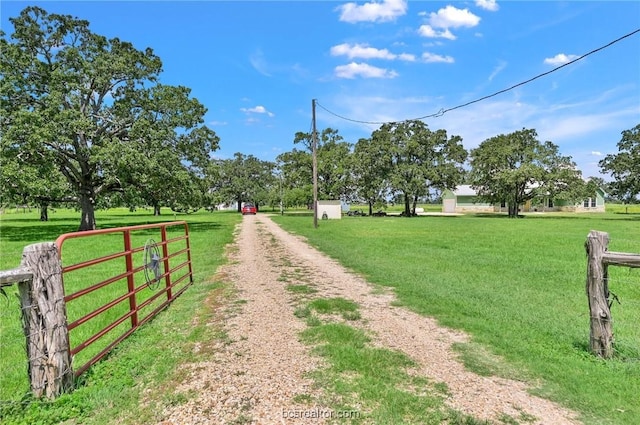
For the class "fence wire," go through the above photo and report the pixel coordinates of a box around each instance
[601,265,640,361]
[0,283,74,409]
[0,284,30,405]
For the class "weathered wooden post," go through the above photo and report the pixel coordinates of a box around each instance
[585,230,614,358]
[18,242,74,398]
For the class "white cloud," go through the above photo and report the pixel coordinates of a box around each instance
[334,62,399,79]
[475,0,499,12]
[330,43,415,61]
[539,115,614,141]
[418,6,480,40]
[337,0,407,23]
[428,6,481,29]
[544,53,580,66]
[422,52,455,63]
[418,25,437,37]
[398,53,417,62]
[249,50,271,77]
[241,105,275,117]
[591,151,603,156]
[488,60,507,81]
[331,43,394,60]
[209,120,228,126]
[418,25,456,40]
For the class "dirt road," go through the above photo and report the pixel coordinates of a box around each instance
[161,214,580,424]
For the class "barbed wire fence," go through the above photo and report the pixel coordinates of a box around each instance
[1,290,75,408]
[585,230,640,360]
[0,284,32,407]
[1,243,75,408]
[602,260,640,360]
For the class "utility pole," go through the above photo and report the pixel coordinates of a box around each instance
[279,169,284,216]
[312,99,318,229]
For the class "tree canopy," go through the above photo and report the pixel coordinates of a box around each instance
[0,138,72,220]
[0,7,218,230]
[352,136,392,215]
[276,148,313,208]
[297,128,354,200]
[208,153,275,212]
[371,120,467,216]
[599,124,640,203]
[469,128,584,217]
[276,128,353,207]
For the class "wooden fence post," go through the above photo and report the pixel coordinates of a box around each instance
[584,230,613,358]
[18,242,74,398]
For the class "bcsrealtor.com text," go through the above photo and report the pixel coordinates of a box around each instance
[282,408,360,420]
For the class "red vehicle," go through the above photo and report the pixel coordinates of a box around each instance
[241,203,257,215]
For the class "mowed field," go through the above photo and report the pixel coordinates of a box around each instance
[0,206,638,424]
[271,207,640,425]
[0,208,242,424]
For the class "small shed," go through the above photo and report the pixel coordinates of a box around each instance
[317,200,342,219]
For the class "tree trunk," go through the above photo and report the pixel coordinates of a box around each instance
[153,203,161,216]
[368,200,373,216]
[412,195,418,215]
[237,197,243,213]
[78,189,96,231]
[508,192,521,218]
[40,202,49,221]
[403,194,411,216]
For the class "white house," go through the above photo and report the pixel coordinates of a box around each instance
[441,185,606,214]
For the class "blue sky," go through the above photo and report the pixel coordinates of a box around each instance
[2,1,639,178]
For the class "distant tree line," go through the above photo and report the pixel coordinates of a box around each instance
[2,7,638,229]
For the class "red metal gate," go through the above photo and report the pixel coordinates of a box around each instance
[55,221,193,376]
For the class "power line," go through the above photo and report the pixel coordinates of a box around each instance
[316,28,640,126]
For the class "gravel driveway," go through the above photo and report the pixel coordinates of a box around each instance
[160,214,581,424]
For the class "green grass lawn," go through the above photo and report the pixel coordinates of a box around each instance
[271,209,640,425]
[0,208,241,424]
[2,205,639,424]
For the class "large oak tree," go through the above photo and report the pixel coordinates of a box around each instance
[274,128,353,209]
[469,128,584,217]
[371,120,467,216]
[275,148,313,208]
[208,153,275,212]
[1,7,218,230]
[290,128,354,201]
[353,136,392,215]
[599,124,640,203]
